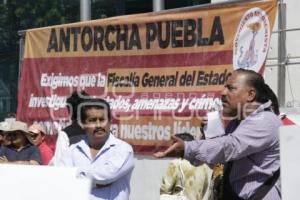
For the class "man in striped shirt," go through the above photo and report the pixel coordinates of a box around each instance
[154,69,281,200]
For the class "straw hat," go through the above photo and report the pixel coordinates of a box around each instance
[0,121,10,131]
[28,123,46,135]
[3,121,33,143]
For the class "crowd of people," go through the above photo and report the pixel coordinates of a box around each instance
[0,69,283,200]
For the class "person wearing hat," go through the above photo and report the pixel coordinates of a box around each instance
[28,123,54,165]
[0,121,41,165]
[0,122,9,146]
[0,130,4,146]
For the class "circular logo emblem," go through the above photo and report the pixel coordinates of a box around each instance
[233,8,270,72]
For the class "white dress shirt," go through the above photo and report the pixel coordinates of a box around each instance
[57,133,134,200]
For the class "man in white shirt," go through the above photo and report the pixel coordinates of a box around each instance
[57,98,134,200]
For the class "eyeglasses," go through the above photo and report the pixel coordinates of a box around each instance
[29,132,40,139]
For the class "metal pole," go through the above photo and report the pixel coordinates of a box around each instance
[278,0,286,107]
[18,31,26,79]
[272,27,300,33]
[80,0,91,21]
[153,0,165,12]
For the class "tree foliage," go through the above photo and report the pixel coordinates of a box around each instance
[0,0,72,53]
[0,0,76,119]
[0,0,119,119]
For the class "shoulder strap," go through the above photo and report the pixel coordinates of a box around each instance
[223,163,280,200]
[249,168,280,200]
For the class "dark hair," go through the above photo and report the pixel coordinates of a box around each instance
[175,132,194,141]
[235,69,280,114]
[66,90,89,120]
[79,98,111,123]
[235,69,268,103]
[264,84,280,115]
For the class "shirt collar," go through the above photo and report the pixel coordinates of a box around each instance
[76,133,117,153]
[250,100,272,116]
[99,133,117,151]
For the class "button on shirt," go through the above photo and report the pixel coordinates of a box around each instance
[184,101,281,199]
[57,133,134,200]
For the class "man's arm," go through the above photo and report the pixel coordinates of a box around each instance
[0,146,41,165]
[153,135,185,158]
[185,113,280,164]
[11,160,39,165]
[0,156,40,165]
[155,113,280,165]
[0,155,8,163]
[28,145,42,165]
[82,148,134,185]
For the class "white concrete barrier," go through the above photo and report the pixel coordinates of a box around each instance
[280,125,300,200]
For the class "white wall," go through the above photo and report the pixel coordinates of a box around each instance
[130,155,213,200]
[130,155,172,200]
[279,125,300,200]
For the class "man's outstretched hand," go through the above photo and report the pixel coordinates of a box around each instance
[153,135,185,158]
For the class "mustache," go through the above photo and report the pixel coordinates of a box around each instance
[94,127,106,132]
[221,96,227,103]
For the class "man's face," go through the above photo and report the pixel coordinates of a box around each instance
[9,131,28,146]
[0,132,10,146]
[0,131,3,141]
[221,72,253,118]
[82,107,110,146]
[29,131,44,146]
